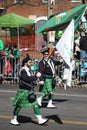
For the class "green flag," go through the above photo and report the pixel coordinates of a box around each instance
[36,4,87,34]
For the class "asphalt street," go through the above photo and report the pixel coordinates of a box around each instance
[0,84,87,130]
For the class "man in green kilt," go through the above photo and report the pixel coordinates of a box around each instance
[10,56,48,125]
[37,46,57,108]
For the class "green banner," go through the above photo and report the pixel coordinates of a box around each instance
[36,4,87,34]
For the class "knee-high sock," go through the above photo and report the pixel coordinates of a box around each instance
[43,92,48,97]
[13,106,21,116]
[33,105,41,115]
[48,93,53,100]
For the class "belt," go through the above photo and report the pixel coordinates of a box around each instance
[45,75,53,78]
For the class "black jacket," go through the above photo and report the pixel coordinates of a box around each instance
[80,36,87,51]
[38,58,57,76]
[19,67,37,90]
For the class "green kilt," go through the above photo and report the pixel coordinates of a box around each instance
[40,77,56,95]
[12,89,38,107]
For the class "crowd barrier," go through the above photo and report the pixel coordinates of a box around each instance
[0,57,87,88]
[0,57,21,85]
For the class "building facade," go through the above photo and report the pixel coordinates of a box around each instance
[0,0,86,17]
[0,0,87,58]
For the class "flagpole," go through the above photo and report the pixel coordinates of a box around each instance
[17,27,20,49]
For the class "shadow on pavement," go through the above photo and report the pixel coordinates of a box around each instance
[46,114,63,124]
[17,114,63,125]
[17,115,36,124]
[41,98,69,108]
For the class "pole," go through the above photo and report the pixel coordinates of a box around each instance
[48,0,52,17]
[3,0,8,14]
[47,0,53,43]
[17,27,20,49]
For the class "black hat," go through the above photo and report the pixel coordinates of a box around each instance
[22,56,31,66]
[41,46,49,54]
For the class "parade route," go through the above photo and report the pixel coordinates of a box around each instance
[1,114,87,126]
[0,84,87,130]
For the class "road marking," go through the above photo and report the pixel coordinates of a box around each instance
[62,120,87,125]
[0,90,16,93]
[0,115,11,119]
[54,93,87,98]
[0,89,87,98]
[0,115,87,125]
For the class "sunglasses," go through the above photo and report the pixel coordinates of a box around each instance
[44,53,49,55]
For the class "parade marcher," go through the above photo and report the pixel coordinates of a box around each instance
[10,56,48,125]
[37,46,57,108]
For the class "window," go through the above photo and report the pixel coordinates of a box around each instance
[71,0,81,2]
[14,0,24,3]
[42,0,48,3]
[0,8,4,16]
[14,0,18,3]
[42,0,55,4]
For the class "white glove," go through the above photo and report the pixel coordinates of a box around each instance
[36,72,41,77]
[39,81,44,85]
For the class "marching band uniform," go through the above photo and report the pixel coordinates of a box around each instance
[10,56,48,125]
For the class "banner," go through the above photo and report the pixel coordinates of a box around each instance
[56,19,74,67]
[36,4,86,33]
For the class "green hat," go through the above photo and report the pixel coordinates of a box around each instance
[58,30,63,37]
[55,30,63,40]
[0,40,4,50]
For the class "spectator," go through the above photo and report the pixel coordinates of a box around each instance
[79,31,87,60]
[55,30,63,45]
[31,59,39,74]
[54,51,63,76]
[9,43,20,82]
[4,42,12,57]
[0,39,4,84]
[74,31,80,60]
[4,42,12,75]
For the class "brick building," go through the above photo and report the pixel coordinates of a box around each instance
[0,0,86,17]
[0,0,87,58]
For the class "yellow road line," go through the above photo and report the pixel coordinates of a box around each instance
[1,115,87,125]
[62,120,87,125]
[49,119,87,125]
[0,115,11,119]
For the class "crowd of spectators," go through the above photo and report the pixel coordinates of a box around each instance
[0,41,20,84]
[1,22,87,87]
